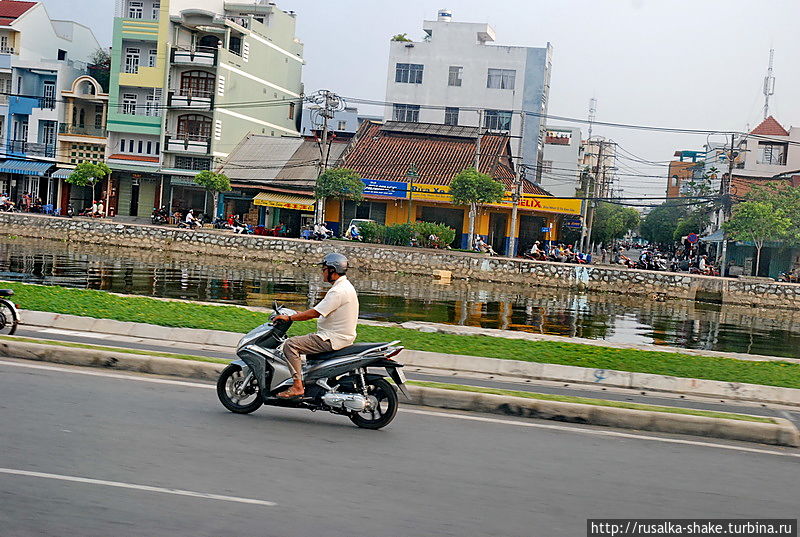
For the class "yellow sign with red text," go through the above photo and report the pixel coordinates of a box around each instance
[411,183,582,215]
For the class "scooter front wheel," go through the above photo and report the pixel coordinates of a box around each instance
[217,365,263,414]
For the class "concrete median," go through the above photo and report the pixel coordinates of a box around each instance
[0,337,796,447]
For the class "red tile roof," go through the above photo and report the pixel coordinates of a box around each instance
[343,121,520,189]
[0,1,36,23]
[108,154,160,163]
[750,115,789,136]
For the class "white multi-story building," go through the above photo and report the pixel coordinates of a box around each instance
[0,0,99,207]
[540,125,581,198]
[383,9,552,179]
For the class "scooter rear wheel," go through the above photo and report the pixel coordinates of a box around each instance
[217,365,263,414]
[348,377,398,430]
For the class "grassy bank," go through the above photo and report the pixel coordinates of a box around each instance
[5,281,800,390]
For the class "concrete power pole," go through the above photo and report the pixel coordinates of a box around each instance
[718,133,736,276]
[583,140,604,253]
[507,111,525,256]
[310,89,342,224]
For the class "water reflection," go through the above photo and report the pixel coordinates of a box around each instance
[0,237,798,359]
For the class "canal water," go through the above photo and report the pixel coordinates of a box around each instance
[0,237,798,359]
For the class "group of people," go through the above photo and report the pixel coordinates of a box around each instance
[79,200,106,218]
[0,192,47,213]
[524,241,591,264]
[301,222,334,241]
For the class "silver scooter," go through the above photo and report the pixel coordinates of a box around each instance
[217,303,407,429]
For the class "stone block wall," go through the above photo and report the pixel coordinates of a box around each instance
[1,213,798,309]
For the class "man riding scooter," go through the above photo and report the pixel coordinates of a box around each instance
[273,253,358,398]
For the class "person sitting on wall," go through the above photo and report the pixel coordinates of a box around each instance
[95,201,105,218]
[184,209,200,229]
[0,193,14,211]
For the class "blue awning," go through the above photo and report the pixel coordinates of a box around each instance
[50,168,74,179]
[0,159,54,176]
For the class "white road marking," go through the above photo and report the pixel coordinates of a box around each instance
[1,359,798,459]
[0,468,276,506]
[37,328,110,339]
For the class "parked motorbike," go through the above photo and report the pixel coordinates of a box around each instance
[217,303,407,429]
[65,203,74,218]
[151,206,169,225]
[0,289,20,335]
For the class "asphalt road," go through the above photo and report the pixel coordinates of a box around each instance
[0,359,798,537]
[14,325,800,427]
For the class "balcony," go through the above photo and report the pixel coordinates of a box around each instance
[167,90,213,111]
[59,123,108,138]
[165,134,211,155]
[8,140,56,158]
[171,47,217,67]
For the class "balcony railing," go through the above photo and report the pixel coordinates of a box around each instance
[167,90,213,110]
[164,134,211,155]
[0,46,15,54]
[8,140,56,158]
[170,47,217,67]
[59,123,107,137]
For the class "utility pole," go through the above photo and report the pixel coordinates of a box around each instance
[718,133,736,276]
[583,139,604,253]
[578,167,592,250]
[309,89,343,224]
[507,111,525,256]
[406,164,417,223]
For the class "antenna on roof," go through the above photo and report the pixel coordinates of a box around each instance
[587,97,597,139]
[763,48,775,120]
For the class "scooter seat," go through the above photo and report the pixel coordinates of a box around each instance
[307,342,389,362]
[0,289,13,296]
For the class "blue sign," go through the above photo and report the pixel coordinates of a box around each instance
[541,227,551,233]
[563,218,582,230]
[361,179,407,199]
[687,233,699,244]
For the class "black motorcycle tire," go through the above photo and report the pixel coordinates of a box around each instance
[348,377,398,430]
[217,365,263,414]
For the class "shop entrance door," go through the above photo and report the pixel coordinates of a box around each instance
[488,212,507,254]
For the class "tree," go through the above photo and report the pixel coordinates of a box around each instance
[87,48,111,92]
[589,202,640,246]
[315,168,364,234]
[65,161,111,202]
[195,170,231,218]
[723,201,791,276]
[390,33,411,42]
[640,202,687,246]
[747,184,800,244]
[450,167,505,248]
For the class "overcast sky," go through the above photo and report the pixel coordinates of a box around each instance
[41,0,800,199]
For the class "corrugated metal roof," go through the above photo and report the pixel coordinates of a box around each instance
[381,121,479,139]
[218,134,304,183]
[272,140,348,189]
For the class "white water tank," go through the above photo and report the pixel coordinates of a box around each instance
[437,9,452,22]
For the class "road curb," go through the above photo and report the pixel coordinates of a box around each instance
[19,310,800,407]
[1,338,797,447]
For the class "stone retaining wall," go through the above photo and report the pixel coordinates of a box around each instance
[2,213,799,309]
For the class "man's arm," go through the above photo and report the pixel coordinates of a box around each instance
[274,309,321,323]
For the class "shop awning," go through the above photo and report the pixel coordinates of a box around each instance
[50,168,74,179]
[0,159,53,176]
[700,229,725,242]
[253,191,314,211]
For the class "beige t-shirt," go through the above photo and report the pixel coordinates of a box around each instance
[313,275,359,350]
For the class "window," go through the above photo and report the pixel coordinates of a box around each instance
[129,139,135,152]
[0,35,9,53]
[147,141,152,154]
[393,103,420,123]
[288,101,295,120]
[122,93,137,115]
[120,139,125,152]
[128,1,143,19]
[124,47,140,74]
[145,94,159,116]
[94,105,103,129]
[487,68,516,90]
[57,49,67,61]
[395,63,423,84]
[42,81,55,109]
[180,70,214,98]
[151,1,160,20]
[484,109,512,131]
[40,120,56,146]
[541,160,553,174]
[229,36,242,56]
[337,120,347,131]
[138,140,143,153]
[758,142,787,165]
[448,66,463,87]
[444,107,459,126]
[148,48,157,68]
[174,156,211,171]
[16,76,21,94]
[176,114,212,140]
[155,141,160,154]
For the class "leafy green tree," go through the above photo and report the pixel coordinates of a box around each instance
[590,202,640,246]
[315,168,364,233]
[723,201,791,276]
[65,161,111,202]
[194,170,231,218]
[449,167,505,248]
[391,33,411,42]
[640,202,687,246]
[87,48,111,92]
[747,185,800,244]
[673,209,711,242]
